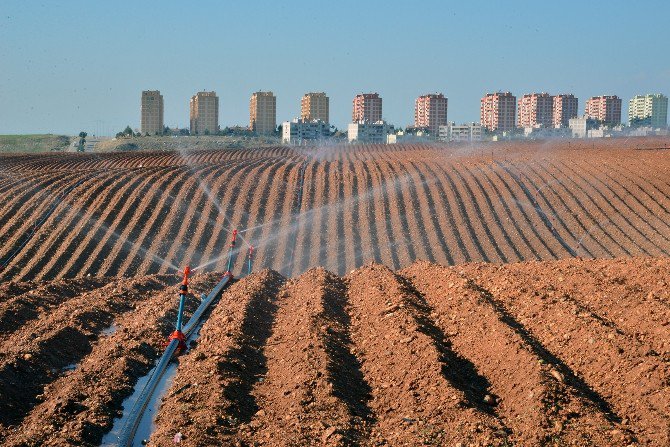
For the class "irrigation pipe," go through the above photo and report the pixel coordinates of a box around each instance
[116,271,233,446]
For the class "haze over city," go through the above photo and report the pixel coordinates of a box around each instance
[1,0,669,135]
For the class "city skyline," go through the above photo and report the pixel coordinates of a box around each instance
[1,0,669,135]
[139,89,666,135]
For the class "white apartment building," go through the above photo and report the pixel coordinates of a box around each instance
[282,119,330,144]
[629,94,668,128]
[438,122,483,142]
[569,116,599,138]
[348,121,394,143]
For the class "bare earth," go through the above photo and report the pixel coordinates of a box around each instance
[1,138,670,280]
[0,139,668,446]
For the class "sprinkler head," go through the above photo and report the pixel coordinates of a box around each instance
[180,266,191,291]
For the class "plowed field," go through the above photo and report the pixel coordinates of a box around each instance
[1,139,669,446]
[1,258,667,446]
[1,139,670,281]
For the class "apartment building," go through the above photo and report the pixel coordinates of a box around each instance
[438,122,483,142]
[414,93,448,135]
[140,90,164,135]
[301,92,329,124]
[629,94,668,128]
[585,95,622,125]
[348,121,394,143]
[553,94,579,128]
[517,93,553,128]
[250,91,277,135]
[480,92,516,132]
[282,118,330,144]
[352,93,382,123]
[189,91,219,135]
[569,116,599,138]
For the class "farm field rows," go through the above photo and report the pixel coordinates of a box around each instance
[1,139,670,282]
[0,258,667,446]
[1,139,669,445]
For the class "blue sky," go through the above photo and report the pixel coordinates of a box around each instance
[1,0,669,135]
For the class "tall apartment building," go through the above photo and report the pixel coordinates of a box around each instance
[480,92,516,132]
[352,93,382,123]
[553,94,579,128]
[517,93,554,128]
[414,93,448,135]
[585,95,622,125]
[189,91,219,135]
[301,92,329,124]
[629,94,668,128]
[140,90,164,135]
[250,91,277,135]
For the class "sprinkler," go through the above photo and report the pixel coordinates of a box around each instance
[226,229,238,273]
[247,245,254,275]
[168,266,190,353]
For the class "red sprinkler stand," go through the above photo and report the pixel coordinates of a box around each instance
[168,266,191,352]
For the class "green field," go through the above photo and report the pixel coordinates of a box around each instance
[0,134,71,153]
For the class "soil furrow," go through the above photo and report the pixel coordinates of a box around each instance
[546,161,635,257]
[240,268,370,445]
[3,173,99,281]
[463,262,670,445]
[16,172,123,281]
[491,161,561,259]
[418,161,470,263]
[518,161,599,258]
[497,161,576,257]
[0,275,169,428]
[584,160,670,254]
[73,166,173,277]
[531,161,616,258]
[100,166,190,277]
[461,161,522,261]
[243,160,291,274]
[401,262,623,445]
[558,159,658,257]
[59,167,167,278]
[149,270,285,446]
[0,277,109,342]
[0,273,210,446]
[0,172,80,263]
[392,160,435,264]
[345,263,509,445]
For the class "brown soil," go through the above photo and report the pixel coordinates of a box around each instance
[143,257,667,446]
[1,139,670,281]
[1,139,669,446]
[0,272,218,446]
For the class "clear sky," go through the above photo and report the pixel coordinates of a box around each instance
[1,0,669,135]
